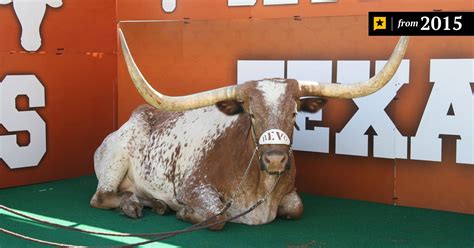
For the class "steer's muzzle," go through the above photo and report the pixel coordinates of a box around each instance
[259,148,291,174]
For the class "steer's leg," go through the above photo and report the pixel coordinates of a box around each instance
[90,131,144,218]
[90,162,145,218]
[176,185,227,230]
[277,191,304,219]
[91,170,145,218]
[141,198,169,216]
[91,107,156,218]
[91,190,144,218]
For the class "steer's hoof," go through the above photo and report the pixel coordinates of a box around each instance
[207,215,226,231]
[176,206,194,220]
[120,197,144,218]
[152,199,169,215]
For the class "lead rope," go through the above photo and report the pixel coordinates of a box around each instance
[122,174,281,247]
[0,227,76,247]
[0,173,281,248]
[0,126,280,247]
[230,146,258,201]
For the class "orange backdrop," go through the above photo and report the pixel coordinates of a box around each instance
[0,0,116,188]
[1,0,472,215]
[116,1,474,214]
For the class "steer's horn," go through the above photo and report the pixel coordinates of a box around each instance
[299,36,409,98]
[118,29,240,111]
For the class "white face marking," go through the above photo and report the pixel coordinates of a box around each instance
[297,80,319,86]
[256,80,288,118]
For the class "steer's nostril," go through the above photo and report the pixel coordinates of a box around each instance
[263,152,288,165]
[261,151,290,173]
[264,155,271,163]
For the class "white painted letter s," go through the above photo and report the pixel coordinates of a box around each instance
[0,75,46,169]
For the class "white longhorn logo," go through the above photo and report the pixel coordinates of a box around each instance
[0,0,63,52]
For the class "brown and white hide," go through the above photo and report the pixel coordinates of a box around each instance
[91,79,312,229]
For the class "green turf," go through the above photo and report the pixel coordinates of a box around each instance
[0,176,473,248]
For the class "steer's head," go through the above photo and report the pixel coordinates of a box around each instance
[118,29,409,174]
[215,79,326,174]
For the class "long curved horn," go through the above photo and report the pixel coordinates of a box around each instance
[118,29,240,111]
[299,36,409,98]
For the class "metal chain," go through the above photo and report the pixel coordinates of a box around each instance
[211,124,260,215]
[229,146,258,201]
[260,173,281,204]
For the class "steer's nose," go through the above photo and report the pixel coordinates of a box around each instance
[261,151,289,174]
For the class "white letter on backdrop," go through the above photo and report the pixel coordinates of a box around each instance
[335,60,409,159]
[288,60,331,153]
[411,59,473,164]
[228,0,256,6]
[0,75,46,169]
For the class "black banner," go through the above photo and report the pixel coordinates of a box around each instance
[368,12,474,36]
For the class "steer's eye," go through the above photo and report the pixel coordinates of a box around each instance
[292,112,297,118]
[250,113,255,119]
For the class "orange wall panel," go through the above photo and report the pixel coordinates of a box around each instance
[116,10,474,214]
[391,36,474,214]
[1,0,472,215]
[117,16,401,204]
[0,53,116,188]
[117,0,473,21]
[397,156,474,215]
[117,0,252,21]
[295,153,396,204]
[0,0,117,52]
[0,0,117,188]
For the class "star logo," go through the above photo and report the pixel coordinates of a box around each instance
[373,17,386,31]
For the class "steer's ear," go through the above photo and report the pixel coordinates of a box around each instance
[216,100,244,115]
[300,97,327,113]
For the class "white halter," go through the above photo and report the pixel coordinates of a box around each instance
[258,129,291,146]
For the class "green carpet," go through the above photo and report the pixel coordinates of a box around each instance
[0,176,473,248]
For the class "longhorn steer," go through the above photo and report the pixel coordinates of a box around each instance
[90,29,409,230]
